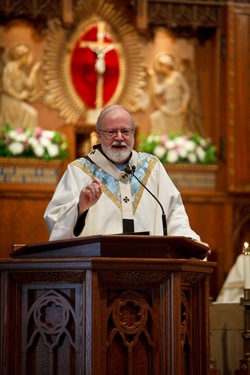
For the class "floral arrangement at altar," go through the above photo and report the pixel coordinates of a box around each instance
[138,132,217,164]
[0,125,69,160]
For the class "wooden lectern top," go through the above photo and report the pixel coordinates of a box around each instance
[10,234,209,260]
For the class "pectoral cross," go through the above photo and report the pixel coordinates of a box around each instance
[79,21,116,109]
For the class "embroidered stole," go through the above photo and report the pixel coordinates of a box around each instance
[88,149,138,233]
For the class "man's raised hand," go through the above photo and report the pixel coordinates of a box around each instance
[78,177,102,216]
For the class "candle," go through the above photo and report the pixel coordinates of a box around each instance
[243,242,250,289]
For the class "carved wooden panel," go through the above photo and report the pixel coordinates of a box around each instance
[0,0,61,23]
[3,270,85,375]
[0,258,214,375]
[0,0,226,27]
[147,1,223,29]
[98,268,210,374]
[105,289,158,374]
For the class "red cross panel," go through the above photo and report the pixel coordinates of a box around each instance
[70,25,120,109]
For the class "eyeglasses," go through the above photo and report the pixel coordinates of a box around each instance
[99,128,134,139]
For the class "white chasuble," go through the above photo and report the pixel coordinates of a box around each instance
[44,149,200,241]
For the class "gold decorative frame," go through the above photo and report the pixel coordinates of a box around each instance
[43,0,145,124]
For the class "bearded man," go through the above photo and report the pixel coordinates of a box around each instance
[44,104,208,254]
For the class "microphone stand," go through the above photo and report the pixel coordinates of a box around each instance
[125,165,167,236]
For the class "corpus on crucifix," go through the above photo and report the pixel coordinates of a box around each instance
[79,21,117,110]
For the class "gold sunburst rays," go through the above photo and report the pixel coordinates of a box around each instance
[42,0,145,124]
[43,19,87,123]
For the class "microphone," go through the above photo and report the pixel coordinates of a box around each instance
[124,164,167,236]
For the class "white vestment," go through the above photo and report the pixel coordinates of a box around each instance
[44,148,200,241]
[216,254,244,303]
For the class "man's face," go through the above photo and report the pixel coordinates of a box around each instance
[97,109,135,164]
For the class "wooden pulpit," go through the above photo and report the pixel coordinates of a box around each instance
[0,235,216,375]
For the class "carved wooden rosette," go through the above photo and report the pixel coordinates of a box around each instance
[8,270,85,375]
[42,0,145,124]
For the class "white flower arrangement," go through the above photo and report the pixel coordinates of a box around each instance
[0,125,69,160]
[139,132,217,164]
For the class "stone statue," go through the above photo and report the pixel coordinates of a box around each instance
[179,58,206,136]
[0,43,43,129]
[149,53,191,134]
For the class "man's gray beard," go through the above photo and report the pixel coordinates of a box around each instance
[103,143,133,163]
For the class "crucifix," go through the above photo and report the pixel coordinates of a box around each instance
[79,21,118,109]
